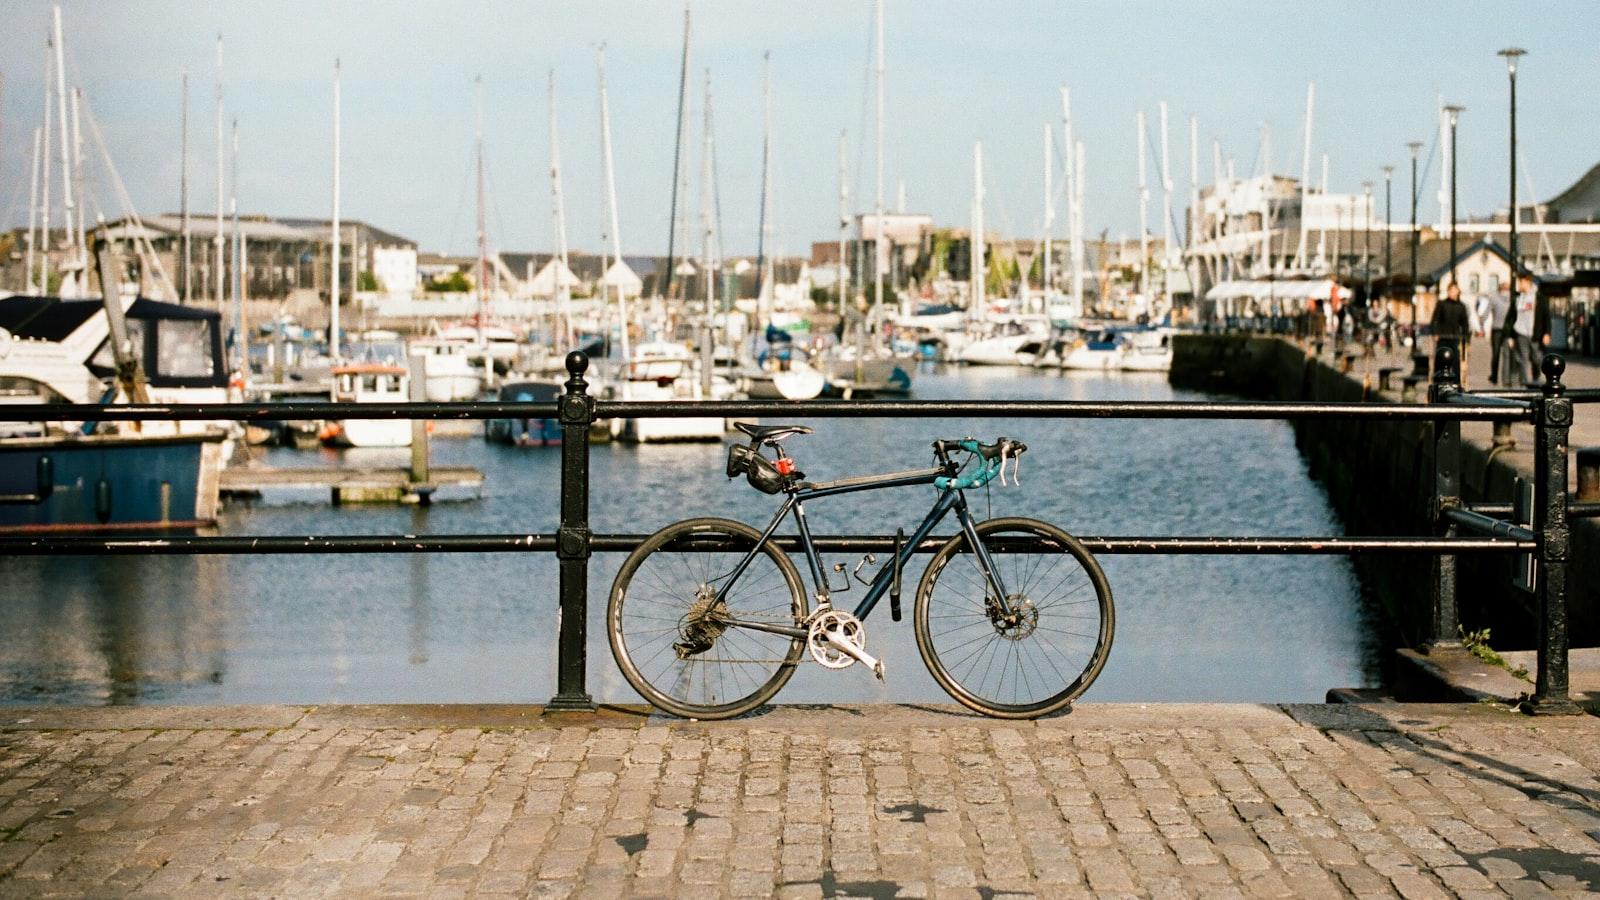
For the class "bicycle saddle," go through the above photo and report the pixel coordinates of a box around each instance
[734,422,814,443]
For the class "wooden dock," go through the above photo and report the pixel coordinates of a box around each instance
[220,465,484,504]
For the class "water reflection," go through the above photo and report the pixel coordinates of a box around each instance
[0,364,1380,706]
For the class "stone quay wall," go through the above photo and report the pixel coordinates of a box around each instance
[1169,333,1598,653]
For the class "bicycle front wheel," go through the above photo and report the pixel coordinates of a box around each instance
[608,517,808,719]
[914,517,1114,719]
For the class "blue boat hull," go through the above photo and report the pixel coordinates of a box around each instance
[0,433,223,533]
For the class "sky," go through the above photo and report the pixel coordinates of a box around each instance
[2,1,1598,260]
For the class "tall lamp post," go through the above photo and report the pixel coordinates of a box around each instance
[1362,181,1373,302]
[1382,165,1394,301]
[1499,47,1526,289]
[1444,104,1465,291]
[1407,141,1423,329]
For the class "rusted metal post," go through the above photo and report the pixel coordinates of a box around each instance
[548,351,597,712]
[1530,355,1579,713]
[1427,342,1461,647]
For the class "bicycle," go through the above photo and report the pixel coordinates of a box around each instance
[607,422,1115,720]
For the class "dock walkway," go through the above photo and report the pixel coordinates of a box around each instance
[3,703,1598,897]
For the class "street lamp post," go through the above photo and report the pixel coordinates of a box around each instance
[1362,181,1373,302]
[1408,141,1423,330]
[1444,105,1465,291]
[1499,47,1526,288]
[1382,165,1394,298]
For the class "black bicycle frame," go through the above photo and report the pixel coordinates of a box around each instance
[713,470,1012,640]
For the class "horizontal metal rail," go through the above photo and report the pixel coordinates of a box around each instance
[5,398,1534,423]
[1466,501,1600,519]
[0,533,1536,556]
[1443,507,1538,543]
[1471,387,1600,403]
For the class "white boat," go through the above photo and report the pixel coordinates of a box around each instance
[322,363,412,447]
[1060,329,1126,371]
[408,338,483,402]
[1119,329,1174,372]
[743,359,826,400]
[958,329,1051,366]
[611,342,725,443]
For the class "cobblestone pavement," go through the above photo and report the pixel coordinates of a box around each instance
[2,703,1599,898]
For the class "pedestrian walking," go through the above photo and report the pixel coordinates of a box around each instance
[1506,274,1547,386]
[1430,282,1472,383]
[1484,285,1511,384]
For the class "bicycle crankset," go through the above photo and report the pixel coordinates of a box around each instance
[806,609,884,679]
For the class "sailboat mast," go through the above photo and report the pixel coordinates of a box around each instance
[1042,123,1053,303]
[1160,101,1176,291]
[474,75,487,347]
[214,34,224,310]
[663,8,690,301]
[837,131,849,309]
[25,127,41,293]
[52,6,77,292]
[39,40,52,294]
[1061,86,1081,318]
[548,70,573,348]
[1073,140,1085,318]
[1188,115,1204,288]
[329,57,342,361]
[754,52,772,316]
[70,87,86,275]
[1136,109,1149,310]
[1294,81,1314,270]
[872,0,885,322]
[970,140,985,320]
[700,69,715,395]
[597,46,629,365]
[230,118,244,372]
[180,70,191,303]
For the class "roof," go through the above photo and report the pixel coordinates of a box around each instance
[275,218,417,248]
[0,295,218,342]
[113,215,318,243]
[1544,162,1600,224]
[1420,237,1533,284]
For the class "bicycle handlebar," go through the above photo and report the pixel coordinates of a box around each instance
[932,437,1027,491]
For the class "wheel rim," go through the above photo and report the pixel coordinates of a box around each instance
[918,522,1111,715]
[612,524,803,716]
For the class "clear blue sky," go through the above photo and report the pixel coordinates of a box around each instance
[2,2,1597,258]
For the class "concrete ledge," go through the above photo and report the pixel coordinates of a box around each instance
[1393,645,1535,705]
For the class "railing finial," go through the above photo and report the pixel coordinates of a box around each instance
[564,351,590,396]
[1542,353,1566,397]
[1432,341,1460,388]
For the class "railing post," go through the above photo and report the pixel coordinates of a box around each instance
[1427,341,1461,648]
[548,351,597,712]
[1530,354,1579,714]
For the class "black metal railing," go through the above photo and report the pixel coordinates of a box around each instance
[0,347,1587,714]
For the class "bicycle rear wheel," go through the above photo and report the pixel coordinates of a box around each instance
[914,517,1114,718]
[608,517,808,719]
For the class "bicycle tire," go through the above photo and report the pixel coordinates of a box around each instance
[608,517,808,719]
[914,517,1114,719]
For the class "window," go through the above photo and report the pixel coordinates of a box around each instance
[1488,274,1501,295]
[1469,274,1480,294]
[156,319,216,378]
[89,319,146,370]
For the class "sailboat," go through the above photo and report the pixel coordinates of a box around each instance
[739,54,825,401]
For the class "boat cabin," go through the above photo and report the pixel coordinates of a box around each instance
[331,364,410,402]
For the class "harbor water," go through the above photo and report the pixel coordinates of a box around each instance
[0,364,1380,707]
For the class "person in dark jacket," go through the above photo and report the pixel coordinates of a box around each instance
[1430,282,1472,382]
